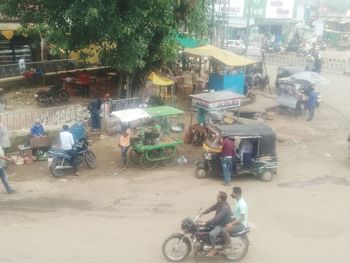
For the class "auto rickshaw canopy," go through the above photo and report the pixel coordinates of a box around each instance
[215,123,276,156]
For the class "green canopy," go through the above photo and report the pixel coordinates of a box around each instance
[176,35,208,48]
[146,106,184,117]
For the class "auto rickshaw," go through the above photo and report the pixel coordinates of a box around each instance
[195,123,277,182]
[276,77,321,116]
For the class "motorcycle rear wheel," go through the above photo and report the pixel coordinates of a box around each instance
[85,150,96,169]
[162,234,191,263]
[58,90,70,101]
[49,159,66,177]
[225,236,249,261]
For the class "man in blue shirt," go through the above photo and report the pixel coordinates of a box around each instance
[306,86,317,121]
[30,119,44,137]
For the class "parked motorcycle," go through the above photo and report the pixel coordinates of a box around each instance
[35,84,70,106]
[162,211,254,262]
[48,138,96,177]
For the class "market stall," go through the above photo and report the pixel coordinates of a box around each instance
[111,106,184,169]
[148,72,175,101]
[188,90,243,145]
[185,45,256,95]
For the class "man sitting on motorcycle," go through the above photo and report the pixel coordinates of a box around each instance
[59,125,79,176]
[202,191,231,257]
[222,187,248,251]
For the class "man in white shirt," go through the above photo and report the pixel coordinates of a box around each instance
[60,125,79,175]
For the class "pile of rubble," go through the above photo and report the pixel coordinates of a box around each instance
[6,88,36,105]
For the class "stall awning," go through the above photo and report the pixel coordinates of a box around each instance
[145,106,184,117]
[176,35,209,48]
[148,72,174,86]
[185,45,256,67]
[0,22,20,40]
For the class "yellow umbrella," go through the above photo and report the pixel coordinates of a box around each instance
[148,72,174,86]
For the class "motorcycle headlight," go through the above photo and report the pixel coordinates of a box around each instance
[34,94,39,98]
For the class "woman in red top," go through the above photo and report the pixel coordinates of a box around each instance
[78,69,91,98]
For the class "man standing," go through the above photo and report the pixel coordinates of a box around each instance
[119,123,131,168]
[78,69,91,98]
[221,136,235,186]
[18,57,26,74]
[306,86,317,121]
[0,146,15,194]
[240,139,253,168]
[100,93,113,130]
[202,191,232,257]
[222,187,248,250]
[60,125,79,175]
[88,96,101,131]
[0,120,11,154]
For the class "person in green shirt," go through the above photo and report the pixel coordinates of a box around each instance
[222,186,248,249]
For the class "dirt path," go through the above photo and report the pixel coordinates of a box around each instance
[0,70,349,263]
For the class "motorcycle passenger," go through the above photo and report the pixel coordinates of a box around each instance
[202,191,231,257]
[222,187,248,250]
[59,125,79,175]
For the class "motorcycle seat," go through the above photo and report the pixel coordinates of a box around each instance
[48,149,71,159]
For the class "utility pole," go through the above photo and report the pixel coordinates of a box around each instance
[244,0,251,57]
[211,0,215,45]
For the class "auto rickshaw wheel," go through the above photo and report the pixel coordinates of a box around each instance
[140,150,160,170]
[260,170,274,182]
[195,168,208,179]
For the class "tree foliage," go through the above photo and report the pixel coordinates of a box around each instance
[0,0,207,77]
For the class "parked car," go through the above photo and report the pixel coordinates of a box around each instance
[225,40,245,55]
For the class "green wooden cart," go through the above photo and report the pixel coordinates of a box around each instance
[129,106,184,169]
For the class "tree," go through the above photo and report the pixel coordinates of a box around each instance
[0,0,208,95]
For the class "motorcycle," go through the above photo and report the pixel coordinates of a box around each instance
[162,211,254,262]
[35,84,70,106]
[48,138,96,177]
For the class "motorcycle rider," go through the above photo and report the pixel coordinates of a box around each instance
[202,191,231,257]
[222,187,248,251]
[59,125,79,175]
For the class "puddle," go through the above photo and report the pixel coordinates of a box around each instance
[0,197,91,213]
[279,175,350,188]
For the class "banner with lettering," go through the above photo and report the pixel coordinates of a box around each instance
[265,0,294,19]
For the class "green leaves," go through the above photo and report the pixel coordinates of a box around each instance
[0,0,208,76]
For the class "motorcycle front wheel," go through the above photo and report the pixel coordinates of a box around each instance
[37,93,51,106]
[85,150,96,169]
[49,158,66,177]
[162,234,191,263]
[225,236,249,261]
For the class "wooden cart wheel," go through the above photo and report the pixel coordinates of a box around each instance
[161,147,179,167]
[129,148,141,164]
[140,150,160,170]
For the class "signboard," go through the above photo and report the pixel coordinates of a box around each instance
[215,0,245,18]
[247,0,266,18]
[265,0,294,19]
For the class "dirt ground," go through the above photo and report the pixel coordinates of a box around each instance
[0,67,349,263]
